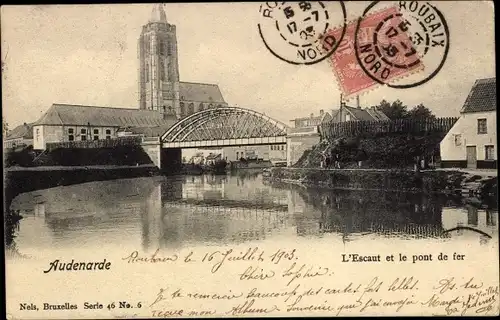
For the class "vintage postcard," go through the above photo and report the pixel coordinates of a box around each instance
[2,1,498,318]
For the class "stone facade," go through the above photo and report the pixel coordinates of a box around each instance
[286,127,321,167]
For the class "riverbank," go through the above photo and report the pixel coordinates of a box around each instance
[4,165,159,211]
[267,167,497,204]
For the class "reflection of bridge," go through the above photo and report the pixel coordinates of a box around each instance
[161,174,289,213]
[165,198,288,212]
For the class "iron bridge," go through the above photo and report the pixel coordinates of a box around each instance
[161,107,288,148]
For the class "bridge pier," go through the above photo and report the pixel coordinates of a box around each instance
[286,126,321,166]
[161,148,182,174]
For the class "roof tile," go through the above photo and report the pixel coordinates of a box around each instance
[34,104,176,128]
[179,81,226,103]
[5,123,34,140]
[461,77,496,113]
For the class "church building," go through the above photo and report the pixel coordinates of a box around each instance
[29,4,228,150]
[137,4,228,119]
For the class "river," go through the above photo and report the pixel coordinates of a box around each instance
[7,170,499,257]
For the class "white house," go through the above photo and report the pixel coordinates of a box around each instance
[440,77,496,169]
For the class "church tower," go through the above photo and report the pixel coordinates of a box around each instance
[138,4,180,118]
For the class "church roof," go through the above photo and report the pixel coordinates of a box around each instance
[34,104,175,128]
[150,4,167,23]
[179,82,226,104]
[461,77,496,113]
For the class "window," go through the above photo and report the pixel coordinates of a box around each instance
[160,60,165,81]
[81,135,87,141]
[485,145,495,160]
[68,128,74,141]
[454,134,462,146]
[36,128,40,141]
[188,103,194,115]
[105,129,111,140]
[166,61,171,81]
[167,42,173,56]
[180,102,185,116]
[477,118,487,134]
[145,63,150,82]
[81,128,87,134]
[159,38,165,56]
[281,145,284,151]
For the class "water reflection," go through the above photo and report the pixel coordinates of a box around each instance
[7,173,499,254]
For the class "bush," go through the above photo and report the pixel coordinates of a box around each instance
[4,145,36,167]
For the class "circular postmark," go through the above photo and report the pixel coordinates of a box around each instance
[354,1,450,88]
[258,1,347,65]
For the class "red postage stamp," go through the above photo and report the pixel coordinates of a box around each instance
[324,6,424,99]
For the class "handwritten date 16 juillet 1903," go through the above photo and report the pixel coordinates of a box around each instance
[123,247,298,272]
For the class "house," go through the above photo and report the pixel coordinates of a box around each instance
[189,152,205,165]
[290,109,332,128]
[32,103,177,150]
[440,77,496,169]
[3,122,34,149]
[205,153,222,166]
[331,103,390,123]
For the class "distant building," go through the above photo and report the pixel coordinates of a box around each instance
[189,152,205,165]
[137,4,228,119]
[440,77,496,169]
[221,144,286,163]
[32,103,176,150]
[290,109,332,128]
[205,153,222,166]
[3,122,34,149]
[331,103,390,122]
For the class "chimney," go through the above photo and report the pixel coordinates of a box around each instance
[320,109,324,115]
[310,113,314,118]
[356,95,361,109]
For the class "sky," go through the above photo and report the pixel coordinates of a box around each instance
[1,2,496,129]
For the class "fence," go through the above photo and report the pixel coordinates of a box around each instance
[46,136,143,151]
[319,117,458,141]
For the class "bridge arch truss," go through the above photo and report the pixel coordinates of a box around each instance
[161,107,288,148]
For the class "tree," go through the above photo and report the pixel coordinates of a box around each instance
[3,117,8,136]
[377,99,408,120]
[408,103,436,120]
